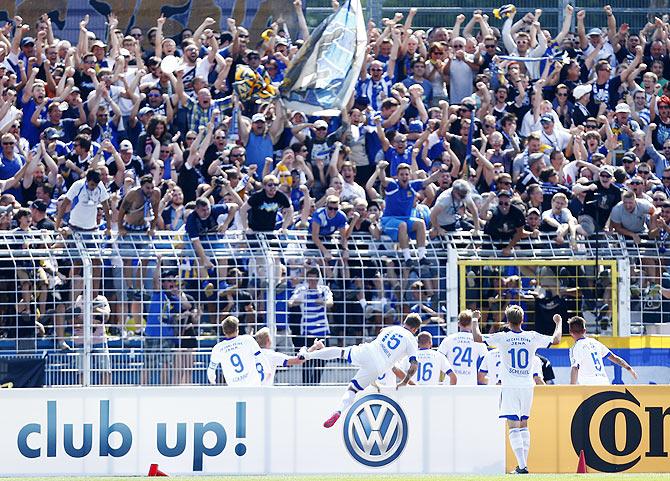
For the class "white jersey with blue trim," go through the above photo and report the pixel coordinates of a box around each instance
[569,337,612,385]
[258,348,291,386]
[438,332,488,385]
[484,330,554,386]
[400,348,454,385]
[365,325,419,374]
[479,348,502,385]
[210,334,264,386]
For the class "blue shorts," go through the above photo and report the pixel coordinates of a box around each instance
[380,216,422,242]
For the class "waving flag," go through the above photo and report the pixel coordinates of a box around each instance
[280,0,367,115]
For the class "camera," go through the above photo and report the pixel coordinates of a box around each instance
[215,176,226,186]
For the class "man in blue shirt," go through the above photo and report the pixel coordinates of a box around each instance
[379,161,442,266]
[185,196,238,273]
[310,195,349,260]
[0,133,26,203]
[376,116,412,176]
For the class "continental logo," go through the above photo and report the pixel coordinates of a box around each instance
[570,389,670,473]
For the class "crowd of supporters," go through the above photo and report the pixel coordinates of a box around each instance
[0,3,669,368]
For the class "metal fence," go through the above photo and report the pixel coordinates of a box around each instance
[0,229,665,386]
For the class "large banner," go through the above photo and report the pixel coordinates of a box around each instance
[0,357,45,388]
[507,385,670,473]
[0,386,505,476]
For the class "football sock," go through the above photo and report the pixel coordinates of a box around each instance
[519,427,530,463]
[403,248,411,260]
[509,428,527,469]
[338,388,357,413]
[305,346,342,361]
[418,247,426,259]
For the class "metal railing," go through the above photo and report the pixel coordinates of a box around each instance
[0,229,664,386]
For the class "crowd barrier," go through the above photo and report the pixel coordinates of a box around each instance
[0,386,505,476]
[1,385,668,476]
[1,230,669,386]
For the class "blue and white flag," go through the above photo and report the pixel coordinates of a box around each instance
[280,0,367,115]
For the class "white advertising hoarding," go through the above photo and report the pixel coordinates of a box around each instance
[0,386,505,476]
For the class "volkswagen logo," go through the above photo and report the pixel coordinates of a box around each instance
[343,394,408,467]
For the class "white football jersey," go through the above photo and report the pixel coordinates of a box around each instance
[258,348,291,386]
[400,348,454,385]
[479,348,502,385]
[485,330,554,386]
[438,332,488,385]
[210,335,264,386]
[365,325,419,373]
[375,369,398,387]
[569,337,611,385]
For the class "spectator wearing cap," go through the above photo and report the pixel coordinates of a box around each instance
[612,103,640,150]
[483,190,526,256]
[129,106,155,144]
[516,152,546,195]
[577,16,615,67]
[29,199,54,230]
[0,133,26,203]
[113,140,143,179]
[572,84,597,127]
[430,179,481,235]
[537,114,571,156]
[239,108,284,174]
[578,165,622,233]
[610,189,655,244]
[302,119,335,177]
[621,152,640,179]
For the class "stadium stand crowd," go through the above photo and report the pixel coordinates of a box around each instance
[0,2,668,383]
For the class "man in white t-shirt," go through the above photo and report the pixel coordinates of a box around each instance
[473,305,562,474]
[55,169,112,236]
[438,309,488,385]
[208,316,265,387]
[479,348,545,386]
[399,331,456,385]
[300,314,422,428]
[568,316,637,385]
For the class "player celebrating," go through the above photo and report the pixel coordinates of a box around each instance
[399,332,457,385]
[207,316,266,386]
[479,347,546,386]
[472,305,562,475]
[568,316,638,385]
[254,327,319,385]
[300,314,422,428]
[438,309,488,385]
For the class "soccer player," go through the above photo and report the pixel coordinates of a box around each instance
[399,332,457,385]
[479,349,545,386]
[568,316,638,385]
[438,309,488,385]
[207,316,266,386]
[300,314,422,428]
[472,305,562,475]
[254,327,319,385]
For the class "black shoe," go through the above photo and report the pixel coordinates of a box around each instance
[510,466,529,474]
[406,259,418,269]
[419,257,434,267]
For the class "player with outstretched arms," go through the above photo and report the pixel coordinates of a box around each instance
[568,316,638,385]
[438,309,488,385]
[254,327,320,385]
[299,314,422,428]
[207,316,267,386]
[472,305,562,474]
